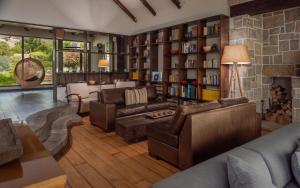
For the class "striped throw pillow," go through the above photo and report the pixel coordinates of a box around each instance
[125,89,136,106]
[125,88,148,106]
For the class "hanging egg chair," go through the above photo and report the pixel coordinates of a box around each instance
[14,58,45,88]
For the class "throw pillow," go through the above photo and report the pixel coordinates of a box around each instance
[125,89,136,106]
[218,97,249,107]
[291,141,300,186]
[227,155,277,188]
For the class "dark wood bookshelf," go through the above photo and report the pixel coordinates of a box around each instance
[128,15,229,103]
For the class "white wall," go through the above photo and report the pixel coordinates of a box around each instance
[0,0,229,35]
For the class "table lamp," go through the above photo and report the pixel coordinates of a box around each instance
[98,59,109,71]
[221,45,250,97]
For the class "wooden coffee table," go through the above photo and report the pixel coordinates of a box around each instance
[115,110,175,143]
[0,126,66,188]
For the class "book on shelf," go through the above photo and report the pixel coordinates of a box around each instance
[185,59,197,68]
[203,59,219,68]
[203,23,220,36]
[203,74,220,86]
[168,86,179,97]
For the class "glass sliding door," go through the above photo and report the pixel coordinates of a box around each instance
[0,35,22,86]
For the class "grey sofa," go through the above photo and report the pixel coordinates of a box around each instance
[151,123,300,188]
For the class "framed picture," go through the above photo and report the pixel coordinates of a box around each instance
[152,72,162,81]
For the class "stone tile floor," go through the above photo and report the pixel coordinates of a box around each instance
[0,89,66,122]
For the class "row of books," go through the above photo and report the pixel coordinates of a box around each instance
[181,84,198,99]
[203,59,220,68]
[203,24,220,36]
[153,83,164,95]
[203,74,220,86]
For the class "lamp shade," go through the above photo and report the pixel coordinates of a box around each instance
[98,59,109,67]
[221,45,250,65]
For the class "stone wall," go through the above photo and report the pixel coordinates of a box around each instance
[229,14,263,112]
[261,7,300,116]
[229,6,300,121]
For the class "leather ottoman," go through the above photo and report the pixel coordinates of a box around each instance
[115,114,173,143]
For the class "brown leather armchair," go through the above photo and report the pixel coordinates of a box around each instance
[66,83,99,114]
[147,100,261,169]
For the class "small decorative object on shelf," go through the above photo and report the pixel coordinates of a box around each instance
[203,45,212,53]
[182,41,197,54]
[88,80,96,85]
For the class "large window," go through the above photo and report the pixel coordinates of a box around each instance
[0,35,53,86]
[0,35,22,86]
[61,40,84,73]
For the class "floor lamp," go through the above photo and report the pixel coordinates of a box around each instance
[221,45,250,97]
[98,59,109,83]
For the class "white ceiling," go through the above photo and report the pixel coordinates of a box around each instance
[0,0,229,35]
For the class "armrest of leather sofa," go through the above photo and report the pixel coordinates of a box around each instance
[90,102,116,131]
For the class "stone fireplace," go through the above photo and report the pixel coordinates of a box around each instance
[229,6,300,123]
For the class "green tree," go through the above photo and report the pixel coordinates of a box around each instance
[0,56,10,71]
[0,41,10,56]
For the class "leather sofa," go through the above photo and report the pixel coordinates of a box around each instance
[90,86,170,131]
[147,100,261,169]
[151,123,300,188]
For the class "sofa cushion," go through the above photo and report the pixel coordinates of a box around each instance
[151,147,272,188]
[227,155,276,188]
[135,88,148,104]
[218,97,249,107]
[147,101,170,111]
[291,143,300,186]
[125,89,136,106]
[147,122,178,147]
[146,86,158,101]
[284,181,299,188]
[242,124,300,188]
[101,88,126,105]
[170,101,221,134]
[117,104,146,117]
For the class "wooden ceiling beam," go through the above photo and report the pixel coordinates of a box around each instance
[112,0,137,22]
[170,0,181,9]
[140,0,156,16]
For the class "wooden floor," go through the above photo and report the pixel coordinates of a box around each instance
[58,118,178,188]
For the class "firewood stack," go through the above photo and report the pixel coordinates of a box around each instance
[265,84,292,125]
